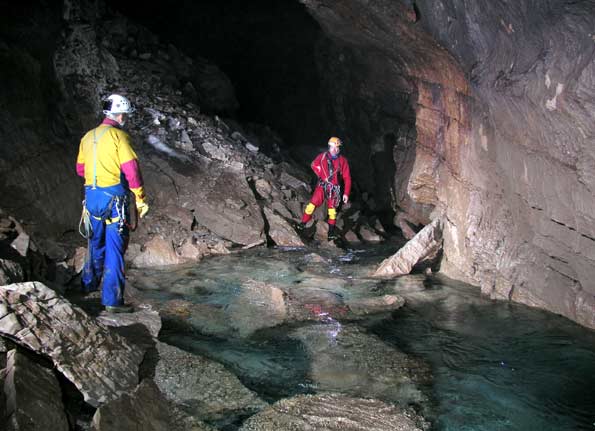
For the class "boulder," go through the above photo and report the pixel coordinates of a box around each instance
[132,237,185,268]
[314,220,329,242]
[344,230,360,243]
[152,342,267,422]
[192,170,265,246]
[0,282,144,407]
[178,241,208,261]
[374,219,442,277]
[359,225,384,243]
[239,393,427,431]
[10,233,30,258]
[227,280,288,337]
[67,247,87,274]
[2,349,69,431]
[263,207,304,247]
[254,179,272,200]
[92,379,215,431]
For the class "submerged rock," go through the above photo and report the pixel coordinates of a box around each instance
[92,379,215,431]
[0,282,144,407]
[227,280,288,337]
[239,393,428,431]
[152,341,267,423]
[289,324,429,405]
[2,349,69,431]
[374,219,442,277]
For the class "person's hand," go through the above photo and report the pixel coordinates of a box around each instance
[342,194,349,204]
[137,201,150,218]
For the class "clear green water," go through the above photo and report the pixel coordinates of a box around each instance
[132,246,595,430]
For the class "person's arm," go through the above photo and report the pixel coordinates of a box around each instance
[76,140,85,178]
[311,153,325,180]
[118,133,149,218]
[341,157,351,203]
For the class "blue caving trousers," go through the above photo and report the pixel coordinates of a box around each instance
[82,186,129,307]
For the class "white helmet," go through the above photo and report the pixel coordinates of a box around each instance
[102,94,135,115]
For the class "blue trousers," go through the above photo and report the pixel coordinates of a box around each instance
[82,187,129,307]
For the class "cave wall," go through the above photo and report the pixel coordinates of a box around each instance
[302,0,595,328]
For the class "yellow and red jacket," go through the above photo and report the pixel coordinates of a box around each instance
[311,152,351,197]
[76,118,146,204]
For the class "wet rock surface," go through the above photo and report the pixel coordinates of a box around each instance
[289,324,429,405]
[92,379,216,431]
[0,282,144,407]
[374,219,442,277]
[151,341,267,424]
[239,393,428,431]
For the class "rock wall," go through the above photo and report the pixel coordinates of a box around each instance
[302,0,595,328]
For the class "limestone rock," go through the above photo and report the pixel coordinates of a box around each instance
[263,207,304,247]
[289,324,429,404]
[152,342,267,422]
[0,282,144,407]
[314,220,329,242]
[192,170,265,246]
[227,280,288,337]
[2,349,69,431]
[10,233,29,258]
[0,259,24,286]
[344,230,360,243]
[374,219,442,277]
[67,247,87,275]
[92,379,215,431]
[97,306,162,339]
[346,294,405,315]
[178,241,208,261]
[132,237,184,268]
[359,225,384,243]
[239,393,427,431]
[254,179,273,200]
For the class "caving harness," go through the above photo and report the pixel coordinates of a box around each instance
[78,126,130,240]
[318,153,342,207]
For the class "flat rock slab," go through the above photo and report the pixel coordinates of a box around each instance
[239,393,428,431]
[374,219,442,277]
[93,379,216,431]
[0,282,144,407]
[97,306,162,339]
[153,342,267,422]
[2,349,69,431]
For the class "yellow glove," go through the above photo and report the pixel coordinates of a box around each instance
[136,201,149,218]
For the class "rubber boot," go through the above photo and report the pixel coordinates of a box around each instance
[328,224,338,241]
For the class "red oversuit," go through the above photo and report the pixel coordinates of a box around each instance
[302,152,351,226]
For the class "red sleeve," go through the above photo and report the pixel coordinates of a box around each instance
[76,162,85,178]
[311,153,325,179]
[341,157,351,197]
[121,158,144,189]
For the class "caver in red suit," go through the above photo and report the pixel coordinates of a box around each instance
[301,136,351,240]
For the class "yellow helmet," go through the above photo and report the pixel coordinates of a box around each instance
[328,136,342,147]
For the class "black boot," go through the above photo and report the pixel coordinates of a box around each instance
[328,225,338,241]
